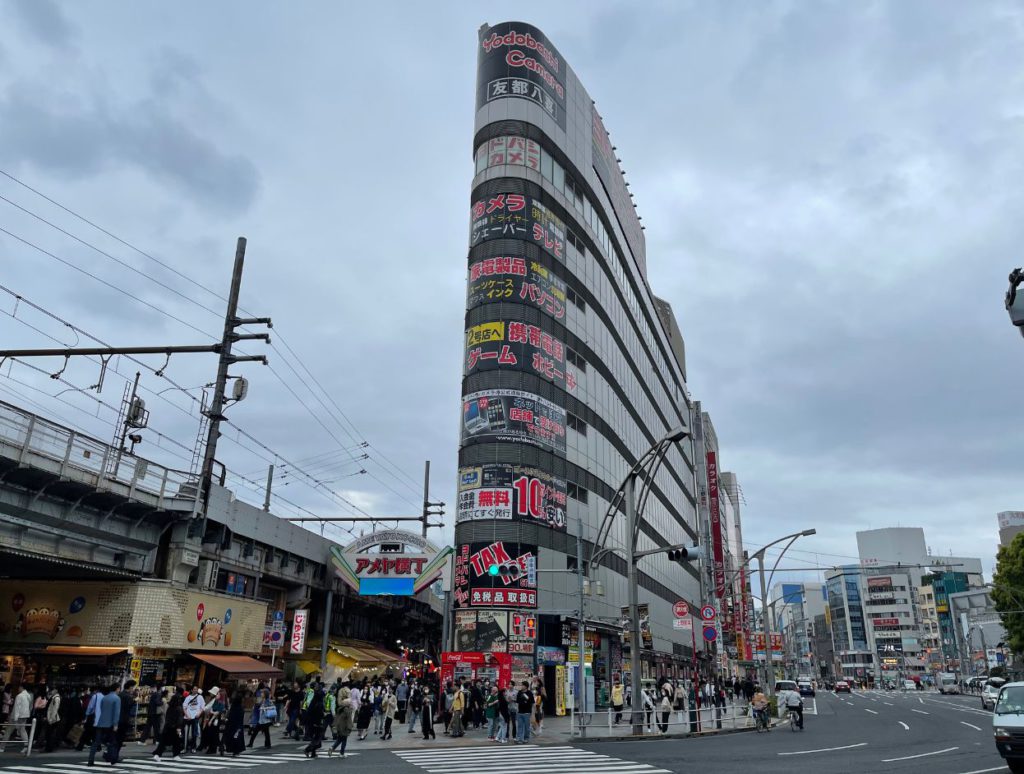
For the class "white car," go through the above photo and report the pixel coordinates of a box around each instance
[985,678,1009,711]
[902,680,916,691]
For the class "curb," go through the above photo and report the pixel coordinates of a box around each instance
[571,723,760,744]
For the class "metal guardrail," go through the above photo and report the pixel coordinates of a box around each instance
[0,399,195,511]
[0,718,37,756]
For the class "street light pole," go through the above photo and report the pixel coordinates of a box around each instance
[626,476,644,735]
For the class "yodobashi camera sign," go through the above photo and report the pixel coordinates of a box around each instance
[477,22,567,129]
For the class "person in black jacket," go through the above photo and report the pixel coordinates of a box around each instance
[514,683,533,744]
[223,691,247,757]
[420,689,435,740]
[152,693,184,761]
[302,687,326,758]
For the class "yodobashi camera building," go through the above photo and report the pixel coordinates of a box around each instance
[455,22,704,695]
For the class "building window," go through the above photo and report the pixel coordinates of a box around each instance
[565,286,586,312]
[567,413,588,436]
[567,348,588,372]
[567,482,589,503]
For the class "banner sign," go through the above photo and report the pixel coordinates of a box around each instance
[457,463,567,530]
[329,530,452,596]
[467,256,568,321]
[621,604,652,648]
[465,320,573,391]
[461,389,566,453]
[538,645,566,665]
[290,609,308,655]
[470,194,566,262]
[706,452,725,598]
[872,617,901,628]
[453,541,538,609]
[867,576,893,590]
[477,22,567,129]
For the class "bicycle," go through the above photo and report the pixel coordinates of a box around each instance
[753,707,770,733]
[786,708,803,732]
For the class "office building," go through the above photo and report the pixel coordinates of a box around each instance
[999,511,1024,548]
[825,567,875,683]
[456,21,704,695]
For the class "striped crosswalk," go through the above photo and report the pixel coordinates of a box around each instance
[0,751,315,774]
[394,745,673,774]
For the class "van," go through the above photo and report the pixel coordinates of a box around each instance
[939,672,960,694]
[992,681,1024,773]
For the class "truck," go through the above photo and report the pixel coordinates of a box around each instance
[938,672,960,694]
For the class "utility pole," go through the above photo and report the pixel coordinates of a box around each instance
[193,237,272,533]
[263,464,274,512]
[421,460,445,538]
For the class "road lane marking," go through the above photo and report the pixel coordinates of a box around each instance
[960,721,982,731]
[865,709,879,714]
[884,702,894,706]
[899,722,909,730]
[957,768,1010,774]
[881,746,959,762]
[778,742,868,756]
[919,697,924,704]
[912,709,930,715]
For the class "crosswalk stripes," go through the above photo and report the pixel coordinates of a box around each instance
[0,751,314,774]
[393,745,673,774]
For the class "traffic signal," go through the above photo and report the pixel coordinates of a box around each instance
[667,547,692,563]
[486,563,521,580]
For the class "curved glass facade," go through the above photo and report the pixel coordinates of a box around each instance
[455,22,702,689]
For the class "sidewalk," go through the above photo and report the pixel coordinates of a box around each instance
[1,707,757,760]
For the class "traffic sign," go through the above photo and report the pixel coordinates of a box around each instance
[673,601,689,618]
[700,605,716,621]
[674,618,693,630]
[273,610,284,622]
[703,626,718,642]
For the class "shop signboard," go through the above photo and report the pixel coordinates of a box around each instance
[465,320,573,391]
[867,576,893,590]
[457,463,567,530]
[467,257,568,321]
[290,610,308,655]
[476,611,510,653]
[706,452,726,599]
[537,645,566,665]
[470,194,567,263]
[460,389,566,454]
[440,651,512,688]
[329,529,452,597]
[555,664,566,715]
[0,581,266,653]
[476,22,567,129]
[452,541,538,609]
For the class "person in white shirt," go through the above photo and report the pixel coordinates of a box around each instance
[0,687,31,751]
[348,685,361,711]
[183,686,206,753]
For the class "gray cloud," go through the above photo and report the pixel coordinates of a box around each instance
[7,0,76,48]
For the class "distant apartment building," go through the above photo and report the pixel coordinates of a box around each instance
[772,582,826,677]
[825,567,874,683]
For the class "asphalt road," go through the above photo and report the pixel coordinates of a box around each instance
[0,690,1006,774]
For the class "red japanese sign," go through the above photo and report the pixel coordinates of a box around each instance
[457,463,566,530]
[470,194,566,263]
[467,257,568,320]
[461,389,566,454]
[441,651,513,689]
[872,617,901,628]
[453,541,538,610]
[706,451,725,599]
[465,320,574,391]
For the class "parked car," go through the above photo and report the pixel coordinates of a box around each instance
[835,680,851,693]
[798,681,815,697]
[902,680,916,691]
[992,681,1024,772]
[985,678,1009,711]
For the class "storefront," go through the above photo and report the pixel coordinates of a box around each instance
[294,639,407,684]
[0,580,270,693]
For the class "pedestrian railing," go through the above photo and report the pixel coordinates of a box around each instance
[0,719,38,756]
[570,701,753,737]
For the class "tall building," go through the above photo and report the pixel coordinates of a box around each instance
[999,511,1024,547]
[771,582,825,677]
[825,567,874,683]
[456,21,702,695]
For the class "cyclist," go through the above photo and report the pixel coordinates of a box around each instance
[751,689,769,731]
[783,689,803,730]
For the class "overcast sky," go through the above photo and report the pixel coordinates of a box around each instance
[1,0,1020,583]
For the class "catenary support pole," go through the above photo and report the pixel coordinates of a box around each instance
[627,475,643,735]
[320,589,333,672]
[422,460,430,538]
[263,464,274,512]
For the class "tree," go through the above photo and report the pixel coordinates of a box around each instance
[991,532,1024,654]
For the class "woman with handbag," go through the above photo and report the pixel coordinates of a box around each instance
[152,692,184,761]
[246,689,274,749]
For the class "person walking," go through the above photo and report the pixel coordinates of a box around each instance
[223,691,246,758]
[42,686,61,753]
[182,687,205,753]
[246,690,273,749]
[395,681,408,726]
[110,680,136,763]
[140,688,166,745]
[532,679,546,735]
[327,694,353,758]
[420,688,436,741]
[495,685,510,744]
[658,690,671,733]
[355,697,372,741]
[153,691,185,762]
[200,687,225,756]
[450,683,465,738]
[611,679,624,725]
[514,682,532,744]
[406,684,422,734]
[301,687,325,758]
[87,684,121,766]
[381,690,397,741]
[484,686,499,740]
[0,684,31,752]
[506,684,518,739]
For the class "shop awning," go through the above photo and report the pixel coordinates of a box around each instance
[191,653,282,679]
[42,646,127,657]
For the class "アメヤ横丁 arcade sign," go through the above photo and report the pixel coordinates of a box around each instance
[329,530,452,596]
